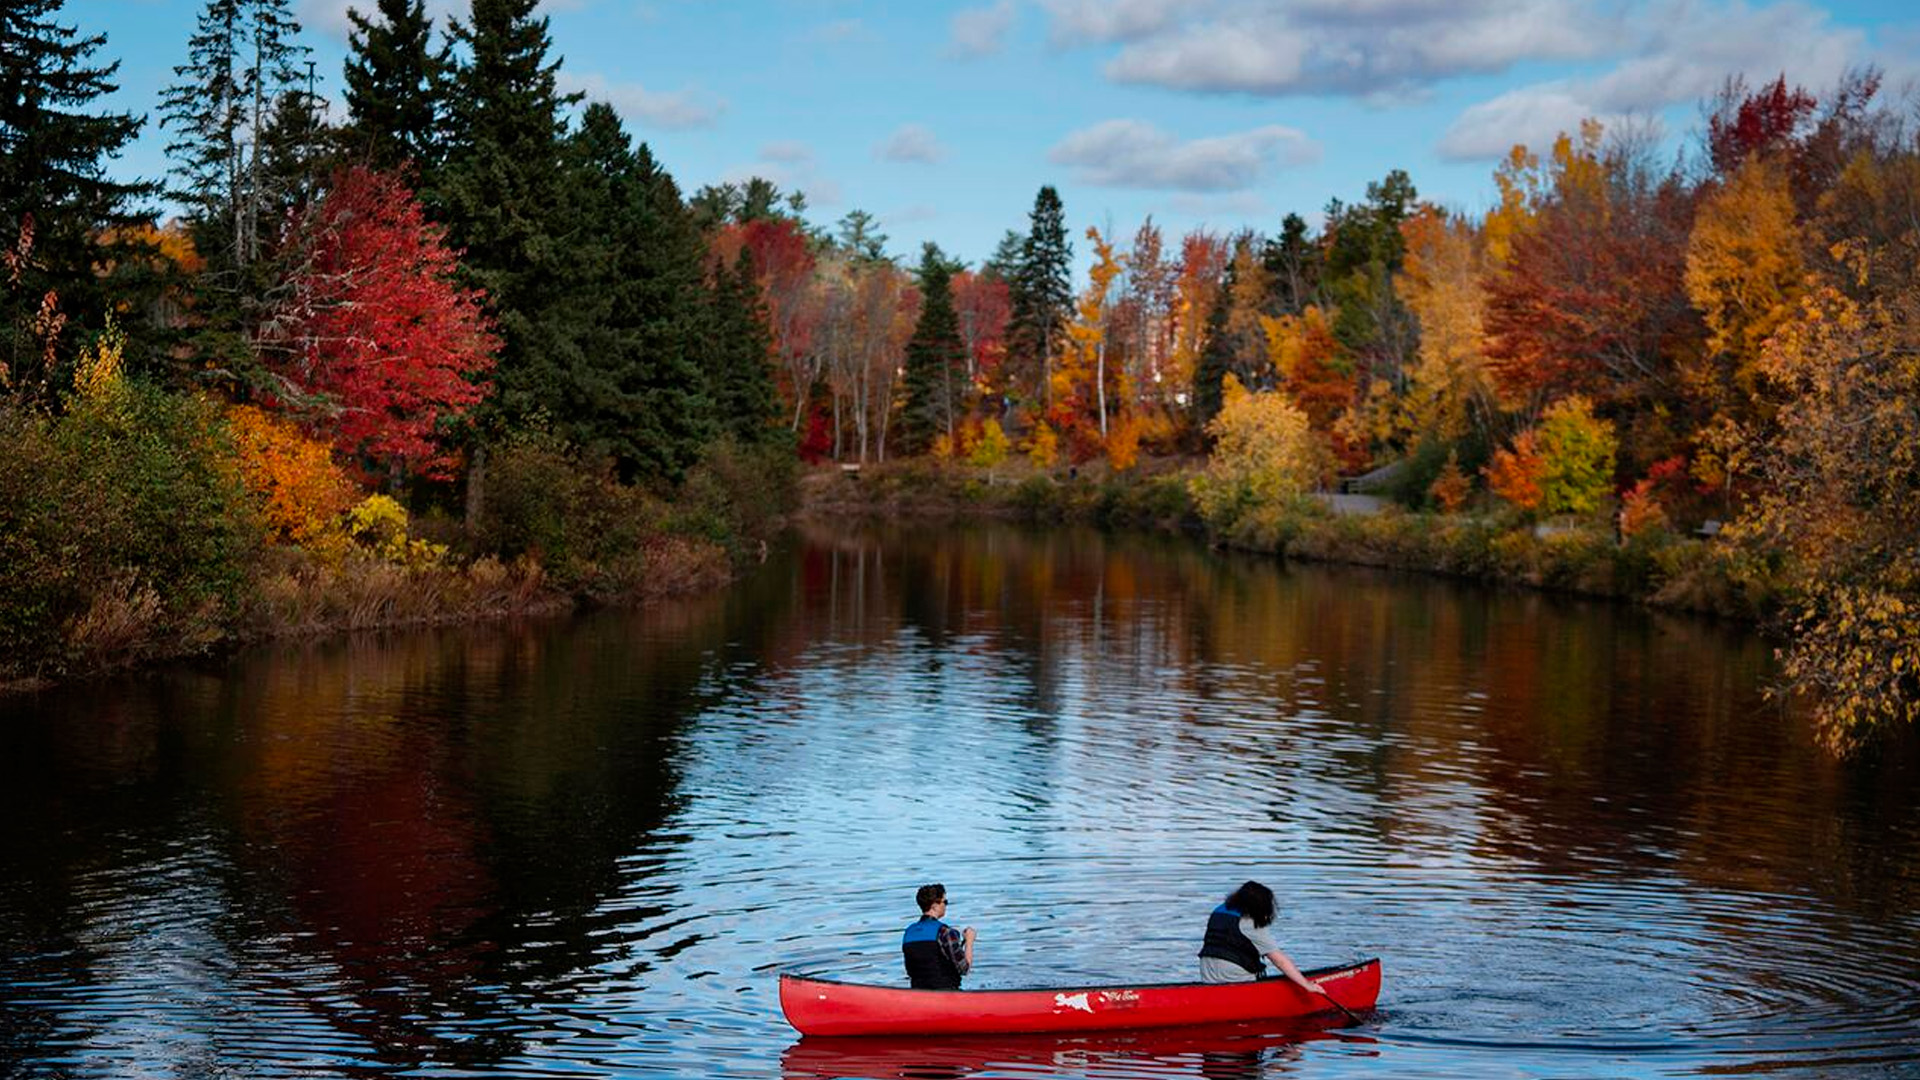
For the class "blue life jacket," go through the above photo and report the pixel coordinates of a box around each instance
[1197,904,1263,974]
[902,915,962,989]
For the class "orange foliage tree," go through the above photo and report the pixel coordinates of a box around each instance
[227,404,357,548]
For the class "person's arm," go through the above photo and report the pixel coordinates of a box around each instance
[943,925,974,974]
[1265,949,1325,996]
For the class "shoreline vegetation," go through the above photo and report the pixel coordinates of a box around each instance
[800,458,1773,622]
[4,1,1916,748]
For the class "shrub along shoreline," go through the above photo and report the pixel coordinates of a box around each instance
[801,459,1779,622]
[0,389,796,695]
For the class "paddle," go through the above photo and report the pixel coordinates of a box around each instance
[1315,986,1365,1027]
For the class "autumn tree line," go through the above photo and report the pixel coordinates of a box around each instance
[2,0,1916,745]
[1,0,799,680]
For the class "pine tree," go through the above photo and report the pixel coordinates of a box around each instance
[1,0,156,399]
[900,242,965,454]
[1007,185,1070,408]
[342,0,446,173]
[704,247,783,448]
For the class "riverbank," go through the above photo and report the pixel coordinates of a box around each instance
[800,459,1779,621]
[0,404,795,694]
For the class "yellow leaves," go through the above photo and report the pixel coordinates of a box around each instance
[346,494,446,569]
[1396,207,1493,441]
[72,315,126,402]
[1026,421,1059,468]
[1485,144,1543,267]
[968,418,1010,469]
[1190,383,1322,528]
[1686,158,1804,387]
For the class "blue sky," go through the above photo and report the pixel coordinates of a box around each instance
[73,0,1920,268]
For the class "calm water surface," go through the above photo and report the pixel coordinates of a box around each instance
[3,522,1918,1078]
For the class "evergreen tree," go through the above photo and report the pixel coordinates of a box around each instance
[983,229,1023,282]
[1262,211,1320,315]
[835,209,888,262]
[704,246,783,448]
[1,0,156,399]
[900,242,966,454]
[1007,184,1070,408]
[160,0,310,270]
[1193,260,1235,433]
[563,103,715,479]
[342,0,447,174]
[438,0,577,434]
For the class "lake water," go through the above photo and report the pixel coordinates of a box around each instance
[3,522,1918,1078]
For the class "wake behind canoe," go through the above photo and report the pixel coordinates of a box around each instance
[779,957,1380,1037]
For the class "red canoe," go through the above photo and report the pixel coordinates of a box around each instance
[778,958,1380,1037]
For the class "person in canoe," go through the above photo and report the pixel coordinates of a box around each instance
[903,883,975,989]
[1198,880,1328,995]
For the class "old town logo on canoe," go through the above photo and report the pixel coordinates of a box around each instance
[1053,992,1094,1013]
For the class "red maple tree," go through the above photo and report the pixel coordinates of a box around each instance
[268,166,498,479]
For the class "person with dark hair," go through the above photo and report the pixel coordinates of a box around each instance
[1198,880,1327,993]
[903,883,975,989]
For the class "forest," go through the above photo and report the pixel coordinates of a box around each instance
[2,0,1916,747]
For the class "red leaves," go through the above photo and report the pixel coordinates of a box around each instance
[269,166,498,480]
[1708,75,1816,175]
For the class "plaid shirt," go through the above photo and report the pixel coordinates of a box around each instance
[936,921,970,975]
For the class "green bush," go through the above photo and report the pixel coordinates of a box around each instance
[0,386,261,679]
[671,438,799,561]
[472,433,660,589]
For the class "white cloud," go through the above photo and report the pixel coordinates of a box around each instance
[875,123,945,164]
[1048,119,1318,191]
[1044,0,1606,96]
[1040,0,1187,45]
[947,1,1016,59]
[560,72,726,131]
[1438,0,1868,160]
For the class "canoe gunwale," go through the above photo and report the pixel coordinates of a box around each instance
[778,956,1379,997]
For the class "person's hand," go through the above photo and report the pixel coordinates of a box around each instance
[962,926,976,942]
[1302,979,1326,995]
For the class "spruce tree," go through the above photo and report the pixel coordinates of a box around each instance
[160,0,310,270]
[438,0,577,434]
[342,0,447,174]
[1193,267,1235,434]
[1,0,156,399]
[704,247,783,449]
[900,242,965,454]
[563,103,714,480]
[1007,185,1070,409]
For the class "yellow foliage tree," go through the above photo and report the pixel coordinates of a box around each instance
[1189,374,1322,528]
[1738,275,1920,748]
[1429,450,1471,512]
[969,417,1010,471]
[1055,226,1128,438]
[227,405,357,549]
[1685,157,1805,415]
[1397,207,1496,442]
[1026,420,1059,468]
[1484,144,1543,268]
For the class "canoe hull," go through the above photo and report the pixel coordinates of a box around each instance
[779,958,1380,1037]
